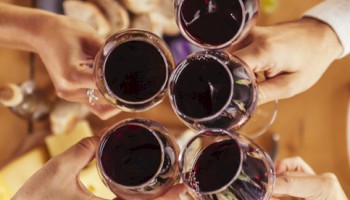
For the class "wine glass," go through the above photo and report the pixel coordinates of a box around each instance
[96,118,180,200]
[174,0,259,49]
[179,128,275,200]
[168,50,258,131]
[237,99,278,139]
[91,29,175,112]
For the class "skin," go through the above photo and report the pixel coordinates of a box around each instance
[272,156,348,200]
[0,3,121,119]
[12,137,187,200]
[227,17,343,105]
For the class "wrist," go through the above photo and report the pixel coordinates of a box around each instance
[300,17,343,60]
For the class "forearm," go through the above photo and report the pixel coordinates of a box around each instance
[0,3,55,52]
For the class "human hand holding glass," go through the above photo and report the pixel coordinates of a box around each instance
[227,17,343,105]
[13,136,186,200]
[272,156,348,200]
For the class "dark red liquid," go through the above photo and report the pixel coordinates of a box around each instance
[104,41,166,102]
[179,0,242,46]
[100,124,162,186]
[189,139,241,192]
[186,139,269,199]
[173,57,232,118]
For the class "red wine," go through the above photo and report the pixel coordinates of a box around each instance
[173,56,232,118]
[104,41,166,102]
[170,51,257,131]
[100,124,162,186]
[188,139,241,192]
[179,0,242,46]
[186,139,269,199]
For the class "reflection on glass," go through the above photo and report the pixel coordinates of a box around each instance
[93,29,175,112]
[96,118,180,200]
[179,128,275,200]
[174,0,259,49]
[169,50,258,131]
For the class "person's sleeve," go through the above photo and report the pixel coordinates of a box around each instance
[303,0,350,58]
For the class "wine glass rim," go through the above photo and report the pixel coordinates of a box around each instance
[175,0,247,50]
[96,118,166,190]
[101,30,171,105]
[178,128,244,195]
[168,52,234,123]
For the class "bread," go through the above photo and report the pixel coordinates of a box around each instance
[120,0,161,14]
[89,0,129,36]
[63,0,111,38]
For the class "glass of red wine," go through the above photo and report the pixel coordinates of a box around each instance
[96,118,180,199]
[179,128,275,199]
[168,50,259,131]
[92,29,175,112]
[174,0,259,49]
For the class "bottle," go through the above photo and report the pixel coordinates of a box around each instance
[0,81,52,121]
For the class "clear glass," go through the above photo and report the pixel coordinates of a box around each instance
[11,81,52,121]
[96,118,180,200]
[93,29,175,112]
[168,50,258,131]
[179,128,275,200]
[238,99,278,138]
[174,0,259,49]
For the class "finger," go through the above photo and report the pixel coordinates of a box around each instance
[155,184,188,200]
[57,88,107,105]
[230,41,271,72]
[70,61,97,90]
[84,102,122,120]
[273,173,325,198]
[257,73,298,105]
[52,136,100,175]
[275,156,315,175]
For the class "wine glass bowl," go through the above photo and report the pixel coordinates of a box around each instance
[93,29,175,112]
[168,50,258,132]
[179,128,275,200]
[174,0,259,49]
[96,118,180,200]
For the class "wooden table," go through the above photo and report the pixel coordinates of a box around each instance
[0,0,349,197]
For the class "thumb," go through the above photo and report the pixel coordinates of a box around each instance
[273,172,324,198]
[53,136,100,176]
[257,73,297,105]
[155,184,188,200]
[230,41,270,73]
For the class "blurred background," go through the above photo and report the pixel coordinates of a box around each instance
[0,0,349,199]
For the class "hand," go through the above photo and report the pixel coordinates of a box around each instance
[34,14,121,119]
[227,18,343,105]
[13,137,187,200]
[272,156,348,200]
[13,137,104,200]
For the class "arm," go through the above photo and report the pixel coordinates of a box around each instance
[0,3,120,119]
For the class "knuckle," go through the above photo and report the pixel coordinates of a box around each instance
[76,137,97,153]
[293,156,303,162]
[321,173,338,182]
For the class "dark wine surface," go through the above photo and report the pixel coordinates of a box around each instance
[173,56,232,118]
[189,139,241,192]
[101,124,162,186]
[179,0,242,46]
[104,40,166,102]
